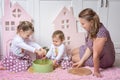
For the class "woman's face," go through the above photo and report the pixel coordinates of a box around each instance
[19,30,33,39]
[79,18,92,31]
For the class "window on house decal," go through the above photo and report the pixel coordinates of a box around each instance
[66,19,69,23]
[5,27,9,31]
[9,42,12,47]
[64,11,66,15]
[5,21,9,25]
[61,20,64,29]
[61,19,69,29]
[65,36,71,45]
[5,21,9,31]
[67,36,70,40]
[67,25,69,28]
[12,9,16,17]
[18,14,21,17]
[12,14,16,17]
[12,8,21,18]
[17,8,21,17]
[11,21,15,25]
[13,9,16,12]
[18,9,21,12]
[67,41,70,45]
[66,19,69,28]
[62,20,64,24]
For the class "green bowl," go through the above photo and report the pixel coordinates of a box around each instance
[32,59,53,73]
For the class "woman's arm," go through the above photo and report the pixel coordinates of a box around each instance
[73,47,92,67]
[93,37,107,77]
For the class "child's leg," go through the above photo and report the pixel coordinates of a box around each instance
[72,54,80,63]
[61,59,73,69]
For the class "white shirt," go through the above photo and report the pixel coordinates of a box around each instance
[46,44,68,61]
[10,35,41,56]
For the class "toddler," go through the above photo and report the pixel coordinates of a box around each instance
[44,30,72,69]
[0,21,46,72]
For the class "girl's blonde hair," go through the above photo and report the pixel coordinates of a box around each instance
[52,30,65,41]
[79,8,100,39]
[17,21,34,33]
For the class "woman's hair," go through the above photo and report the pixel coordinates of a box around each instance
[79,8,100,39]
[17,21,34,33]
[52,30,65,41]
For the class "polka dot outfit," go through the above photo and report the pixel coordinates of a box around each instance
[58,56,72,69]
[1,52,32,72]
[61,59,73,69]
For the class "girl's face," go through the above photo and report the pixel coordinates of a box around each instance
[19,30,33,39]
[52,35,63,47]
[79,18,92,31]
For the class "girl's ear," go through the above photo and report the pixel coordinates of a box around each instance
[90,20,94,26]
[90,20,94,23]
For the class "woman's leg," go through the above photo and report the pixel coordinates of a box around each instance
[71,48,80,62]
[72,47,92,67]
[80,48,92,65]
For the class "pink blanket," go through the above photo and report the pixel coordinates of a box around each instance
[0,66,120,80]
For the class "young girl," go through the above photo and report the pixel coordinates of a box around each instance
[44,30,72,69]
[0,21,46,72]
[72,8,115,77]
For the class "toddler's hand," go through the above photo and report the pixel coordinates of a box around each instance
[42,56,47,60]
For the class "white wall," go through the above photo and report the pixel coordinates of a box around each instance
[0,0,85,57]
[39,0,73,47]
[1,0,85,47]
[0,0,4,59]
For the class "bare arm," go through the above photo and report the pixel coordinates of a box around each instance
[93,37,107,77]
[73,47,92,67]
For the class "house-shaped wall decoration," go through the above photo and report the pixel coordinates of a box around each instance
[2,0,32,57]
[53,7,85,54]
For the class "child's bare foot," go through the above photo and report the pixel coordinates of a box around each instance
[0,66,6,70]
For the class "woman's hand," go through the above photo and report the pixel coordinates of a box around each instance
[72,61,82,68]
[93,71,102,78]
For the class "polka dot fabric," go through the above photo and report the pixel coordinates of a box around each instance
[1,52,32,72]
[61,58,73,69]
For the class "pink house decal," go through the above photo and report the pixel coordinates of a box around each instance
[53,7,85,54]
[2,0,32,57]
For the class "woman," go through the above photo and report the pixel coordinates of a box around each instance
[72,8,115,77]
